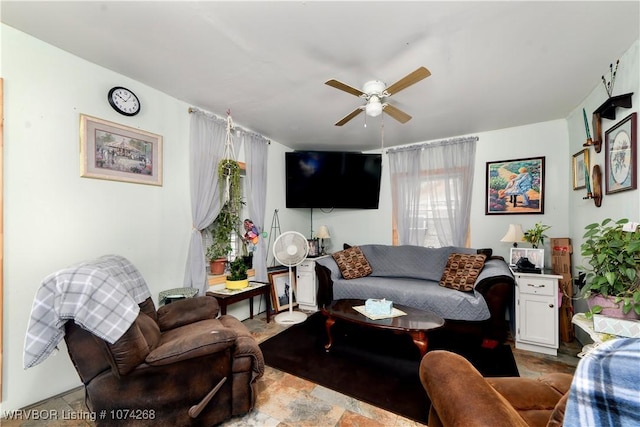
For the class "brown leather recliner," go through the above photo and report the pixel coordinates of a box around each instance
[419,350,572,427]
[64,295,264,426]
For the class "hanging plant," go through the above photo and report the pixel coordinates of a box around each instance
[207,158,243,270]
[218,159,242,209]
[207,202,236,261]
[207,114,244,271]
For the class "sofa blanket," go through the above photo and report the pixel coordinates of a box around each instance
[315,244,514,325]
[24,255,151,369]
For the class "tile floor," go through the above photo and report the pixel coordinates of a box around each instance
[2,313,581,426]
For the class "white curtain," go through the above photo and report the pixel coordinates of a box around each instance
[388,136,478,247]
[183,111,227,292]
[243,132,269,282]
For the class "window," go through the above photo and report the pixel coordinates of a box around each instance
[393,169,467,247]
[389,137,477,248]
[205,163,247,272]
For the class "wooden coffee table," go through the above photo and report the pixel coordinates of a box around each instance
[321,298,445,357]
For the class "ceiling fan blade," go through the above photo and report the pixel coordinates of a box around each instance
[385,66,431,96]
[325,79,365,97]
[383,104,412,123]
[335,107,364,126]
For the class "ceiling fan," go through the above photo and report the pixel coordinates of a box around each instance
[325,66,431,126]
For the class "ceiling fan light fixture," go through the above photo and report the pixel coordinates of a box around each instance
[366,96,383,117]
[326,68,430,126]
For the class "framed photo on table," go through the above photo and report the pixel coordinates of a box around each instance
[572,149,589,190]
[268,270,297,313]
[510,248,544,269]
[605,112,637,195]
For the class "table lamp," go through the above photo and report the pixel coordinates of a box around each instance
[500,224,524,247]
[315,225,331,255]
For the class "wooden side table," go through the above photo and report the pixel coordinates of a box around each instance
[207,281,272,323]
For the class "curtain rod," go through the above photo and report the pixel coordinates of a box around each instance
[188,106,270,144]
[386,135,478,154]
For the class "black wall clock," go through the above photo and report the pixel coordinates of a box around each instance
[108,86,141,116]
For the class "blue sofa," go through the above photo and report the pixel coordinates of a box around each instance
[315,244,515,345]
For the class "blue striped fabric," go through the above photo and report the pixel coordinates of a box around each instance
[564,338,640,427]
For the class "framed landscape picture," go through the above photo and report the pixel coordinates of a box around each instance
[605,112,637,195]
[80,114,163,186]
[572,149,589,190]
[485,156,545,215]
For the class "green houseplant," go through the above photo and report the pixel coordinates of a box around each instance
[225,256,249,289]
[207,158,243,275]
[207,201,238,274]
[218,159,242,215]
[579,218,640,319]
[523,222,551,248]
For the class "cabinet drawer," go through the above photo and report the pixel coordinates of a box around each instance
[297,261,314,272]
[518,277,555,296]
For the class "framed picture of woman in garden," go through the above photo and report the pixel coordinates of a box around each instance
[485,156,545,215]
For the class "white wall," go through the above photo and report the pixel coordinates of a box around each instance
[0,24,290,412]
[565,40,640,333]
[2,24,193,411]
[567,40,640,252]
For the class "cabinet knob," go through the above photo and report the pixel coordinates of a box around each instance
[549,304,554,308]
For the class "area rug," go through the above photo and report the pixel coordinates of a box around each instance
[259,312,519,423]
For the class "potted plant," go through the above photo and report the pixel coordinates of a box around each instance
[207,201,238,275]
[206,240,229,275]
[579,218,640,319]
[523,222,551,248]
[226,256,249,290]
[207,158,243,275]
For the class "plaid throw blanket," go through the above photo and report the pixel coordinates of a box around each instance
[24,255,151,369]
[565,338,640,427]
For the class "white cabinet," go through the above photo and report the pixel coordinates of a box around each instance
[296,258,320,311]
[513,270,562,356]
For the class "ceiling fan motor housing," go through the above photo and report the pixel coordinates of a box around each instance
[362,80,386,97]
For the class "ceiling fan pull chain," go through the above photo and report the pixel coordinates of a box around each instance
[380,115,385,151]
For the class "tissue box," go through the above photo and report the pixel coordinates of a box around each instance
[365,298,393,316]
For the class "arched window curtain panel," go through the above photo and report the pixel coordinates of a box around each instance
[388,136,478,247]
[243,132,269,282]
[184,110,227,292]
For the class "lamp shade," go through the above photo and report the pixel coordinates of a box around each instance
[315,225,331,239]
[501,224,524,247]
[365,96,383,117]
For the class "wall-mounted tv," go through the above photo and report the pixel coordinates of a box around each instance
[285,151,382,209]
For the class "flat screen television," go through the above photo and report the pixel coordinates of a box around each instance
[285,151,382,209]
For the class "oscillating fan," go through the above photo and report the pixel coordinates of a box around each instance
[272,231,309,325]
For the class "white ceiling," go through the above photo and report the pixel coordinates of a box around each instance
[2,1,639,151]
